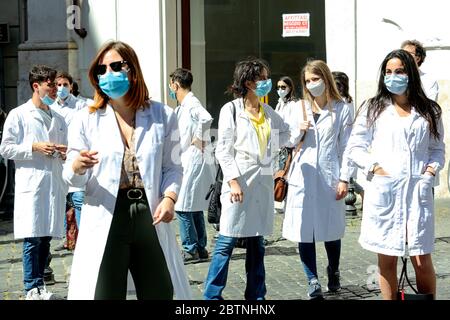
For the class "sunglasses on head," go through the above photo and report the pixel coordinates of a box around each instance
[277,85,287,90]
[95,60,127,76]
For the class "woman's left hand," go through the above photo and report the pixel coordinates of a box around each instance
[336,181,348,200]
[153,198,175,225]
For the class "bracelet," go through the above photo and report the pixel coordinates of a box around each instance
[163,195,176,204]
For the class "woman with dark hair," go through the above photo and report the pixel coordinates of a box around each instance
[203,57,290,300]
[345,49,445,299]
[63,41,191,299]
[275,76,297,120]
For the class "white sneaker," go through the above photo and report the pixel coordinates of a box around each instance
[39,287,58,300]
[25,288,42,300]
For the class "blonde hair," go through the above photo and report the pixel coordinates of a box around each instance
[300,60,342,108]
[88,41,150,112]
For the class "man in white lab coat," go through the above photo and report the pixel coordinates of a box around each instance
[0,65,68,300]
[169,68,215,264]
[401,39,439,102]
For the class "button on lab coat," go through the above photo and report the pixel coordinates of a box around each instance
[0,99,68,239]
[345,103,445,256]
[63,101,191,299]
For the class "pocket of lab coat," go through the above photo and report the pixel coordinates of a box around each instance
[418,175,434,205]
[368,175,394,208]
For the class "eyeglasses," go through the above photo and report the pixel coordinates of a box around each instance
[277,85,287,90]
[95,60,128,76]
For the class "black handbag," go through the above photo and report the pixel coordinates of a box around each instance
[397,257,434,300]
[205,165,223,224]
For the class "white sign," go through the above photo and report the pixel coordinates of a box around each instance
[282,13,310,37]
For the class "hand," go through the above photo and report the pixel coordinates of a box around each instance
[191,137,205,153]
[32,142,56,156]
[72,150,99,175]
[153,198,175,225]
[229,179,243,203]
[336,181,348,200]
[373,165,389,176]
[55,144,68,160]
[299,120,311,131]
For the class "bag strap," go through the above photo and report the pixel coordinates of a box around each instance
[398,257,419,295]
[281,100,307,176]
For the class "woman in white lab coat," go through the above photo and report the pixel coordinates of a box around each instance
[203,58,290,300]
[345,49,445,299]
[63,41,191,300]
[282,60,353,300]
[169,68,215,263]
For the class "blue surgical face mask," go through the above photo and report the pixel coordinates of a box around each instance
[254,79,272,97]
[168,85,177,100]
[384,74,408,95]
[41,94,55,106]
[57,86,70,100]
[98,70,130,99]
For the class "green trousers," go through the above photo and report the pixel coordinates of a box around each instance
[94,189,173,300]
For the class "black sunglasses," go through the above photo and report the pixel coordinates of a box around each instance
[277,85,287,90]
[95,60,127,76]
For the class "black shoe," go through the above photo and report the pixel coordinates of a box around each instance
[327,266,341,292]
[198,249,209,260]
[182,251,200,264]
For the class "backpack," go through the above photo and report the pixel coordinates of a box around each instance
[205,102,236,224]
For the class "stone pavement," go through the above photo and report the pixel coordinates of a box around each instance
[1,198,450,300]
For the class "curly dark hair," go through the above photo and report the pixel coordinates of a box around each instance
[228,57,270,98]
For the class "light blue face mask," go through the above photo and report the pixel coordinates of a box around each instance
[41,94,55,106]
[254,79,272,97]
[98,71,130,99]
[384,74,408,95]
[57,86,70,100]
[168,85,177,100]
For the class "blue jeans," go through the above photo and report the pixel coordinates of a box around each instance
[23,236,52,292]
[298,239,341,282]
[204,235,266,300]
[65,191,85,229]
[176,211,207,254]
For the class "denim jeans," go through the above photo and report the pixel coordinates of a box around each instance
[65,191,85,229]
[175,211,207,254]
[23,236,52,292]
[204,235,266,300]
[298,239,341,282]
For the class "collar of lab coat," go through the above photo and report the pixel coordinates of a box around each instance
[180,91,194,107]
[385,102,419,121]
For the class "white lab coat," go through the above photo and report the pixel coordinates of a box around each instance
[51,94,88,193]
[420,69,439,102]
[275,98,297,122]
[282,100,353,243]
[345,102,445,256]
[63,101,191,299]
[215,98,290,237]
[0,99,68,239]
[174,92,215,212]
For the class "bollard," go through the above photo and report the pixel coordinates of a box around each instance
[345,178,357,216]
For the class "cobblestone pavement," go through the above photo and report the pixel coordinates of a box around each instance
[1,198,450,300]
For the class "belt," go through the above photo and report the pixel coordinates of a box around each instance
[119,188,145,200]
